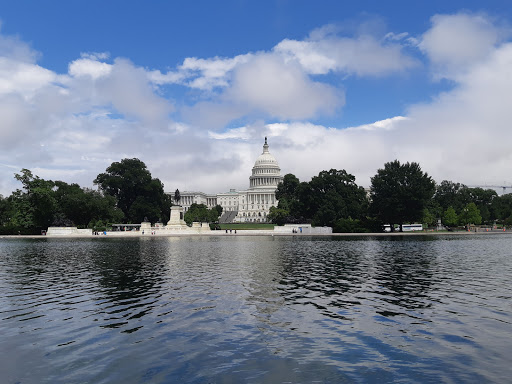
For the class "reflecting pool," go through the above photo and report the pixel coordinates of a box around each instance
[1,234,511,383]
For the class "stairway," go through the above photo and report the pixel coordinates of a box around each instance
[219,210,238,223]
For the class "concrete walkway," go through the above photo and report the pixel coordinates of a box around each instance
[1,229,509,239]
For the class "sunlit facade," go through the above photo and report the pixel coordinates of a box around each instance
[170,138,283,222]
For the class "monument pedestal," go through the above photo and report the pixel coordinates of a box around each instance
[192,221,211,232]
[166,206,188,230]
[141,222,151,232]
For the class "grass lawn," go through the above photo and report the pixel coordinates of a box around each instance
[218,223,274,230]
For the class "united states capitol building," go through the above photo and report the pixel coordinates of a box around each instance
[170,138,283,223]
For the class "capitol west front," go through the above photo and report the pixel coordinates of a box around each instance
[170,138,283,223]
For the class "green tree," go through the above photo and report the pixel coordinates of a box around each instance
[2,169,127,234]
[7,190,34,229]
[275,174,300,201]
[0,195,11,226]
[273,170,368,228]
[86,189,125,225]
[443,206,458,227]
[370,160,436,231]
[212,205,223,220]
[491,193,512,223]
[53,182,87,226]
[421,208,437,228]
[434,180,468,213]
[52,182,124,227]
[291,181,315,222]
[128,196,162,224]
[465,187,497,223]
[459,202,482,226]
[94,158,171,223]
[309,169,368,227]
[268,206,290,226]
[434,181,498,224]
[10,169,57,230]
[334,217,368,233]
[184,203,211,225]
[273,174,303,223]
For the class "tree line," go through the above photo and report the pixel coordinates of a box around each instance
[1,158,511,234]
[0,159,172,234]
[269,160,512,232]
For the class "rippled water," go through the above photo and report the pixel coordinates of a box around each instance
[1,234,511,383]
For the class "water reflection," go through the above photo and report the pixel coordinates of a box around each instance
[88,239,166,332]
[0,235,511,383]
[369,238,439,315]
[276,239,369,322]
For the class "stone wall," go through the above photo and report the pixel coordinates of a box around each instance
[47,227,92,236]
[273,224,332,234]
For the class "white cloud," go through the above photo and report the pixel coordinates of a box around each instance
[256,43,512,188]
[0,96,45,149]
[345,116,408,132]
[164,23,416,127]
[180,54,252,90]
[208,126,251,140]
[147,54,252,90]
[200,34,512,190]
[400,42,512,183]
[148,23,417,97]
[0,34,178,195]
[80,52,110,60]
[274,34,418,76]
[95,58,173,127]
[69,58,112,79]
[420,13,502,79]
[226,54,340,120]
[0,30,39,63]
[147,69,185,86]
[273,39,336,75]
[168,121,189,134]
[257,121,397,186]
[384,32,409,41]
[182,53,342,127]
[0,59,57,98]
[1,13,512,199]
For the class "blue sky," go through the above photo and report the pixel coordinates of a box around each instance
[1,1,512,195]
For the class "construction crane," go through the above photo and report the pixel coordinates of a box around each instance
[489,185,512,195]
[469,185,512,195]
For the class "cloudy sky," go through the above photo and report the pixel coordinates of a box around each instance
[1,0,512,196]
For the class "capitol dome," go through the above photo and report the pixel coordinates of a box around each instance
[249,137,283,189]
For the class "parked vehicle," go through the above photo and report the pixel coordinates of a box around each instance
[383,224,423,232]
[402,224,423,231]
